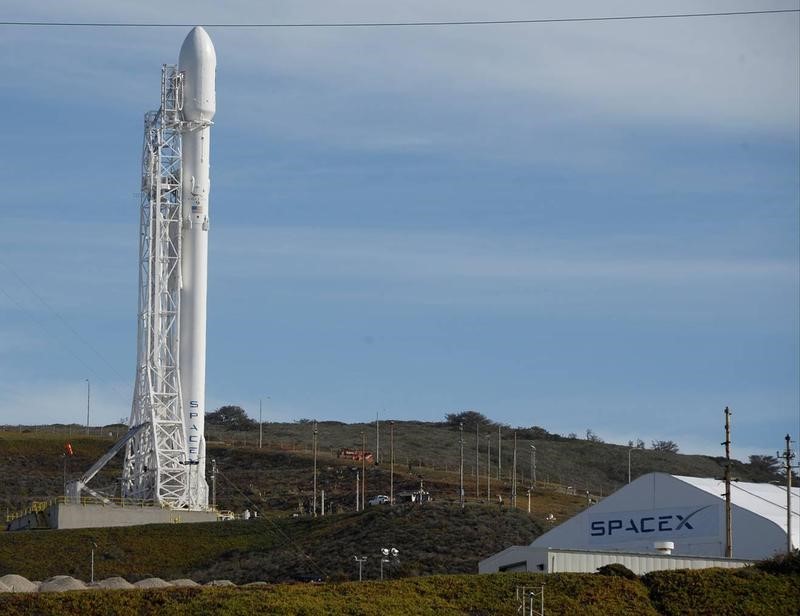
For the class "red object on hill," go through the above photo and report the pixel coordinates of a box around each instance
[337,448,374,462]
[64,443,74,456]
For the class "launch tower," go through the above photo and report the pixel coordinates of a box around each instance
[66,27,216,512]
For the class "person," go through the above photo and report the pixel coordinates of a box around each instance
[243,508,251,520]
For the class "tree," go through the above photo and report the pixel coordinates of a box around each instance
[747,455,782,482]
[444,411,489,429]
[585,429,604,443]
[749,455,780,473]
[206,405,258,430]
[651,439,679,453]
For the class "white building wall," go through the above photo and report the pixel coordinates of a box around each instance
[479,546,751,576]
[529,473,791,560]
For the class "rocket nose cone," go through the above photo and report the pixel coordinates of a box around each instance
[179,26,216,122]
[179,26,216,66]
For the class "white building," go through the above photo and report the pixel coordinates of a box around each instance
[480,472,799,574]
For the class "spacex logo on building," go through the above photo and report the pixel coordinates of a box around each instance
[588,505,718,544]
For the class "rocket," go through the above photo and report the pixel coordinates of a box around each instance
[178,26,216,502]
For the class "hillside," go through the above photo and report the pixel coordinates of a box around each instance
[0,569,798,616]
[0,503,540,583]
[0,417,782,518]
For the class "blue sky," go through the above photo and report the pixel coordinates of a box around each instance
[0,1,798,460]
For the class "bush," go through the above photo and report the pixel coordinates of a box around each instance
[597,563,638,579]
[754,550,800,575]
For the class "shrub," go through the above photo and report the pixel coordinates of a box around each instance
[754,550,800,575]
[597,563,638,579]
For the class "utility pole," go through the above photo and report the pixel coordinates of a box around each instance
[459,422,465,508]
[376,411,380,465]
[512,431,517,508]
[486,434,491,500]
[85,379,90,434]
[628,447,632,484]
[355,471,360,511]
[361,430,366,511]
[390,420,395,506]
[476,423,480,498]
[498,425,502,480]
[353,556,367,581]
[90,542,96,584]
[313,420,318,517]
[722,407,732,557]
[778,434,795,555]
[211,459,217,509]
[529,444,534,488]
[259,399,263,449]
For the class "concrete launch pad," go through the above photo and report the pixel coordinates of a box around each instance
[7,501,218,531]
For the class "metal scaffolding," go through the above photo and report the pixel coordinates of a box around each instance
[121,65,192,508]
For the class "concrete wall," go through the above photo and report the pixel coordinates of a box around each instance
[7,503,218,530]
[55,503,218,529]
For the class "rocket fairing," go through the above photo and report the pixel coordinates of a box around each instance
[178,26,216,501]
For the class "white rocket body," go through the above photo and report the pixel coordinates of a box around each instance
[178,26,215,505]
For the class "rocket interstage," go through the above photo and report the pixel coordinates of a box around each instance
[178,26,216,499]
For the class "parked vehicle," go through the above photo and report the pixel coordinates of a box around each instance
[368,495,390,506]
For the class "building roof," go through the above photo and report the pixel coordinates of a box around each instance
[673,475,799,547]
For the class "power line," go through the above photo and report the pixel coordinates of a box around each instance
[0,260,130,402]
[215,467,329,578]
[0,9,797,29]
[0,260,128,383]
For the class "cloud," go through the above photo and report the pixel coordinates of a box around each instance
[195,224,800,335]
[212,224,797,291]
[1,0,797,158]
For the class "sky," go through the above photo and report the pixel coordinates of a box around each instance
[0,1,798,461]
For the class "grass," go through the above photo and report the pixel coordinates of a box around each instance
[208,418,780,499]
[0,418,780,517]
[0,573,658,616]
[643,567,800,616]
[0,569,798,615]
[0,502,541,583]
[1,423,796,613]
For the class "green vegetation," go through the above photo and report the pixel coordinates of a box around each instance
[596,563,638,579]
[643,568,800,616]
[1,423,797,612]
[0,569,798,615]
[0,502,541,583]
[0,573,658,616]
[754,549,800,575]
[0,416,783,517]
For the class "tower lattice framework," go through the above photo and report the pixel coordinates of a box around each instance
[122,65,192,508]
